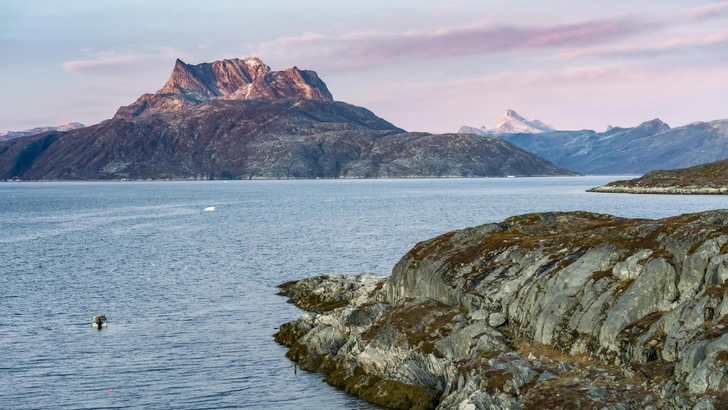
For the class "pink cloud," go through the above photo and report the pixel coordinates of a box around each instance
[62,48,181,74]
[560,32,728,60]
[256,3,728,72]
[684,1,728,22]
[257,16,652,71]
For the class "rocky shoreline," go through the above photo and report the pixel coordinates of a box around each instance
[589,159,728,195]
[275,211,728,409]
[589,186,728,195]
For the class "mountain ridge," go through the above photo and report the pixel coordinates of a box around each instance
[114,57,333,119]
[0,57,576,181]
[0,122,85,142]
[494,118,728,174]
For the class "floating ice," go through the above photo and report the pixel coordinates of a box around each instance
[204,207,215,211]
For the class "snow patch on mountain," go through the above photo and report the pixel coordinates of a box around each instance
[459,110,555,135]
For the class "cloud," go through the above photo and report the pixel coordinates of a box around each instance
[257,16,652,71]
[256,2,728,71]
[560,32,728,60]
[62,47,181,74]
[432,4,458,15]
[684,1,728,22]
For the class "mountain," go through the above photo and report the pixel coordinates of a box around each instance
[589,157,728,194]
[115,57,333,119]
[493,118,728,174]
[0,57,576,181]
[459,109,555,135]
[0,122,85,142]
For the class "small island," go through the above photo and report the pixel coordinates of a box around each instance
[589,159,728,195]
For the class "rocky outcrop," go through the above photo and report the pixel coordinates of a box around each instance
[0,57,577,181]
[589,159,728,195]
[481,118,728,175]
[0,122,85,142]
[276,210,728,409]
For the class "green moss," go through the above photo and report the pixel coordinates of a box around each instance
[407,231,457,262]
[477,350,501,360]
[505,213,542,226]
[482,369,513,391]
[618,311,664,343]
[704,281,728,298]
[367,281,385,298]
[688,240,705,255]
[323,365,440,410]
[615,279,635,293]
[361,300,454,346]
[273,322,303,347]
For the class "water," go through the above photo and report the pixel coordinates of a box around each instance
[0,177,726,409]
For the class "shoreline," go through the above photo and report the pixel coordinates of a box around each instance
[589,186,728,195]
[1,174,585,183]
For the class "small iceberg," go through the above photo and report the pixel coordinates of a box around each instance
[204,206,215,211]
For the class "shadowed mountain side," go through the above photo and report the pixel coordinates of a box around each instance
[0,122,85,142]
[0,99,575,180]
[486,119,728,175]
[0,56,577,180]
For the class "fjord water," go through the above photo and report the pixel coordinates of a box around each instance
[1,177,726,409]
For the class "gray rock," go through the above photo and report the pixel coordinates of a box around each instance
[692,397,716,410]
[275,211,728,410]
[488,312,507,328]
[537,370,557,382]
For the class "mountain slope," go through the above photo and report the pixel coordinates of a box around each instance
[496,119,728,174]
[589,157,728,194]
[459,110,555,135]
[0,122,85,142]
[0,57,576,180]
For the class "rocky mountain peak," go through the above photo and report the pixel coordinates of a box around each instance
[158,57,273,97]
[637,118,670,133]
[115,56,334,119]
[504,109,525,120]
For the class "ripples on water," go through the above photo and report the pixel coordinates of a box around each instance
[0,177,726,409]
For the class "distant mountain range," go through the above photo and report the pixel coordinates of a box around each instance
[0,57,574,181]
[459,114,728,175]
[0,123,84,142]
[459,110,555,135]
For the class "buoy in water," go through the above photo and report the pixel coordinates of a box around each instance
[109,389,114,393]
[93,315,107,329]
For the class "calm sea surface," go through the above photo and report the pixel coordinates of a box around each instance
[1,177,726,409]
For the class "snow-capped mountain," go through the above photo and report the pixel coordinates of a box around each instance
[459,110,555,135]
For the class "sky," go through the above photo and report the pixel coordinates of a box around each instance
[1,0,728,133]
